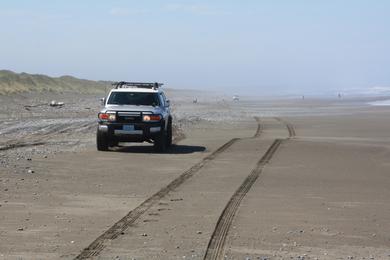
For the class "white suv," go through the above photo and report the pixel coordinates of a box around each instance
[97,82,172,152]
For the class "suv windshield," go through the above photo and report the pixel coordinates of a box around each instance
[107,92,160,106]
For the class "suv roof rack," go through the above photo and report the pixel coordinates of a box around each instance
[112,81,163,89]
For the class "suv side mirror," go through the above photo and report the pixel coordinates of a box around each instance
[165,100,170,107]
[100,97,106,106]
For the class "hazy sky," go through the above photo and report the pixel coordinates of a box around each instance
[1,0,389,95]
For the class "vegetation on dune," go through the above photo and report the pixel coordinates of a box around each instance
[0,70,109,94]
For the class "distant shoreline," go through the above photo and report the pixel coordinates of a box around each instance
[368,99,390,106]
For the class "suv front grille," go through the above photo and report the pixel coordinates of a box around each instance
[117,111,142,123]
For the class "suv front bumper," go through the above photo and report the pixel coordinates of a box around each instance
[98,122,163,142]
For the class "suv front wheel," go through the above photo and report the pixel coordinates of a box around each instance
[167,119,173,147]
[154,128,167,153]
[96,129,109,151]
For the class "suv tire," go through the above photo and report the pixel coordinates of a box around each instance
[97,129,109,151]
[167,119,173,147]
[154,128,167,153]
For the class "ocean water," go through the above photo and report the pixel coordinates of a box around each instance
[368,99,390,106]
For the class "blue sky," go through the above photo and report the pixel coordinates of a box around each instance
[0,0,389,95]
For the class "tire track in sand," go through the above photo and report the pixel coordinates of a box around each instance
[203,118,294,260]
[74,118,262,259]
[275,117,296,138]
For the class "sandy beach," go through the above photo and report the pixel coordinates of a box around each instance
[0,92,389,259]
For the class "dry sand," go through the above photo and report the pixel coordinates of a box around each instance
[0,92,389,259]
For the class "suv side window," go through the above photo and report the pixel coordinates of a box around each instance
[159,93,166,107]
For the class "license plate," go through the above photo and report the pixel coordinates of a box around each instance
[123,125,135,131]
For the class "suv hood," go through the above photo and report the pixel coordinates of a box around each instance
[103,104,163,114]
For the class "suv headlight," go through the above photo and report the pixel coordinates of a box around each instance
[143,114,162,122]
[98,112,116,121]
